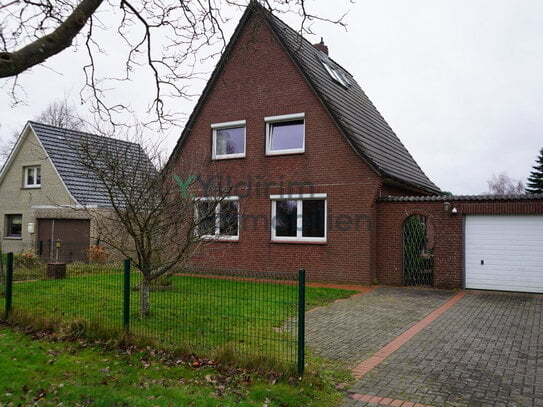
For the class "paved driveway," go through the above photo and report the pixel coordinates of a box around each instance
[305,287,543,407]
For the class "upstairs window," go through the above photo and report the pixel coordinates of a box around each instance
[265,113,305,155]
[195,197,239,240]
[24,166,41,188]
[271,194,327,243]
[211,120,246,159]
[5,214,22,238]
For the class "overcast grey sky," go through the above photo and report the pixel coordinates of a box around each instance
[1,0,542,194]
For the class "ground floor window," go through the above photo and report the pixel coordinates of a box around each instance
[271,194,326,242]
[5,214,22,238]
[195,197,239,240]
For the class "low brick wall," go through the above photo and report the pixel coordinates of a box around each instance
[376,196,543,289]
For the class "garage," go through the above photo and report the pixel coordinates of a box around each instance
[37,219,91,262]
[464,215,543,293]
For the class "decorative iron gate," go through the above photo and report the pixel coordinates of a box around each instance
[403,214,434,286]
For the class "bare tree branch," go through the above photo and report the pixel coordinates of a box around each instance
[1,0,349,128]
[0,0,103,77]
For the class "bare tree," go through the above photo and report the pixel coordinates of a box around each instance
[35,97,86,130]
[0,132,16,168]
[0,1,346,127]
[77,129,234,316]
[0,98,85,166]
[487,172,524,195]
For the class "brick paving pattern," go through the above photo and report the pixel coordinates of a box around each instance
[352,292,465,379]
[345,292,543,407]
[304,287,455,363]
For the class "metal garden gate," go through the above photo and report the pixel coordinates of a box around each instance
[403,214,434,286]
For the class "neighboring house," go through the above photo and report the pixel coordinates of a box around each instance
[168,3,543,292]
[0,121,149,261]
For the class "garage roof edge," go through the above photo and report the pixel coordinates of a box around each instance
[379,194,543,202]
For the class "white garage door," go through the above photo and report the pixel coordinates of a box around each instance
[465,215,543,293]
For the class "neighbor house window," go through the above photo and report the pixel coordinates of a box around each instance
[271,194,326,242]
[5,214,22,238]
[211,120,246,159]
[24,166,41,188]
[265,113,305,155]
[195,197,239,240]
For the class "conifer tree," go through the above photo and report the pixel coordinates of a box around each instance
[525,148,543,193]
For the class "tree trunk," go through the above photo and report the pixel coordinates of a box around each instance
[140,277,151,317]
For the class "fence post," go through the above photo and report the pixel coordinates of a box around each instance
[297,268,306,377]
[123,259,131,332]
[4,252,13,320]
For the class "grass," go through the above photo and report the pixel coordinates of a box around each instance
[0,325,351,406]
[3,263,359,371]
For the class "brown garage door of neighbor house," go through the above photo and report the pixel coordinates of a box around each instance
[37,219,91,262]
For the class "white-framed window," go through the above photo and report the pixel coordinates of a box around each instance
[211,120,246,159]
[5,214,22,238]
[195,196,240,240]
[23,165,41,188]
[271,193,327,243]
[265,113,305,155]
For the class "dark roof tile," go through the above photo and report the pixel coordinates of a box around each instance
[30,122,152,207]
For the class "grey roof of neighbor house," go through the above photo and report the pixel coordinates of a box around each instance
[30,121,153,207]
[168,2,441,194]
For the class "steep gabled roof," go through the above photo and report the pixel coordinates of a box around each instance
[168,2,440,194]
[29,122,152,207]
[264,11,440,194]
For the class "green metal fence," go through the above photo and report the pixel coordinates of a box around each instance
[1,253,305,375]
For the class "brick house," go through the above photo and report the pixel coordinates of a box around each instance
[168,3,543,292]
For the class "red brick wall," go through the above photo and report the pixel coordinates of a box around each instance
[169,13,382,283]
[376,199,543,289]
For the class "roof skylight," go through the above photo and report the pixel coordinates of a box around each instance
[320,59,350,88]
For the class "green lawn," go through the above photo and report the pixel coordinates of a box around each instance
[3,265,358,370]
[0,325,349,406]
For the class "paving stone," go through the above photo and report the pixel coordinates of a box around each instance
[304,287,455,363]
[339,291,543,407]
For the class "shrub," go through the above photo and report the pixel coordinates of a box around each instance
[87,245,110,263]
[14,251,40,269]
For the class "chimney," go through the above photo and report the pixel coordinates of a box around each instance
[313,37,329,55]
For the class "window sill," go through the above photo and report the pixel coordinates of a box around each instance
[201,236,239,242]
[271,239,326,245]
[22,186,41,189]
[265,150,305,156]
[3,236,22,240]
[212,154,246,160]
